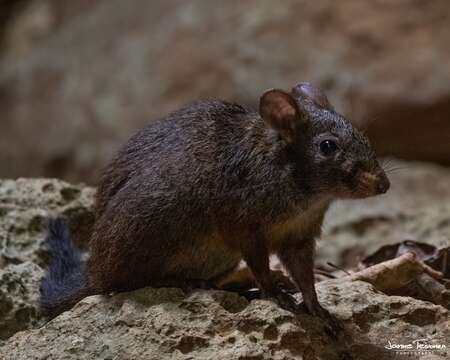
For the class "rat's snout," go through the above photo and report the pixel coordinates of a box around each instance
[355,170,390,197]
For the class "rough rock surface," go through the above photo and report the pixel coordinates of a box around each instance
[0,178,94,341]
[0,161,450,357]
[2,282,449,360]
[1,0,450,182]
[0,262,44,342]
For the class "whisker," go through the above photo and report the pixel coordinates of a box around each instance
[383,166,410,174]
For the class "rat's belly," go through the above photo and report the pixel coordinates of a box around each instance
[165,231,241,280]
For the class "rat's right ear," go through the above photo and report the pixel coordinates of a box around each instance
[259,89,307,143]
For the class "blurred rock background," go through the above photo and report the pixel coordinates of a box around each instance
[0,0,449,183]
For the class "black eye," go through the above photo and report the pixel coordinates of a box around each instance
[320,140,338,156]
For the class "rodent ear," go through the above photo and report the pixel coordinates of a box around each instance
[291,82,334,111]
[259,89,307,143]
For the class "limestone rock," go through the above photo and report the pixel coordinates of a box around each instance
[0,262,44,342]
[1,282,448,359]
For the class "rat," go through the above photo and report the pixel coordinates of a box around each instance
[40,82,390,334]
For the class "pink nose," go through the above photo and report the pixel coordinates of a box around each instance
[358,172,390,196]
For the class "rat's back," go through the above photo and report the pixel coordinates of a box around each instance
[95,99,251,218]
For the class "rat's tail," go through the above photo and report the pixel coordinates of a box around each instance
[39,218,90,317]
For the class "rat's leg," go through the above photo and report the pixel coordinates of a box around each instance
[278,237,343,335]
[240,232,298,313]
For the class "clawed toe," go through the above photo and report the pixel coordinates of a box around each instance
[311,304,344,338]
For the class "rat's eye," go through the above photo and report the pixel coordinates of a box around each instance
[320,140,338,156]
